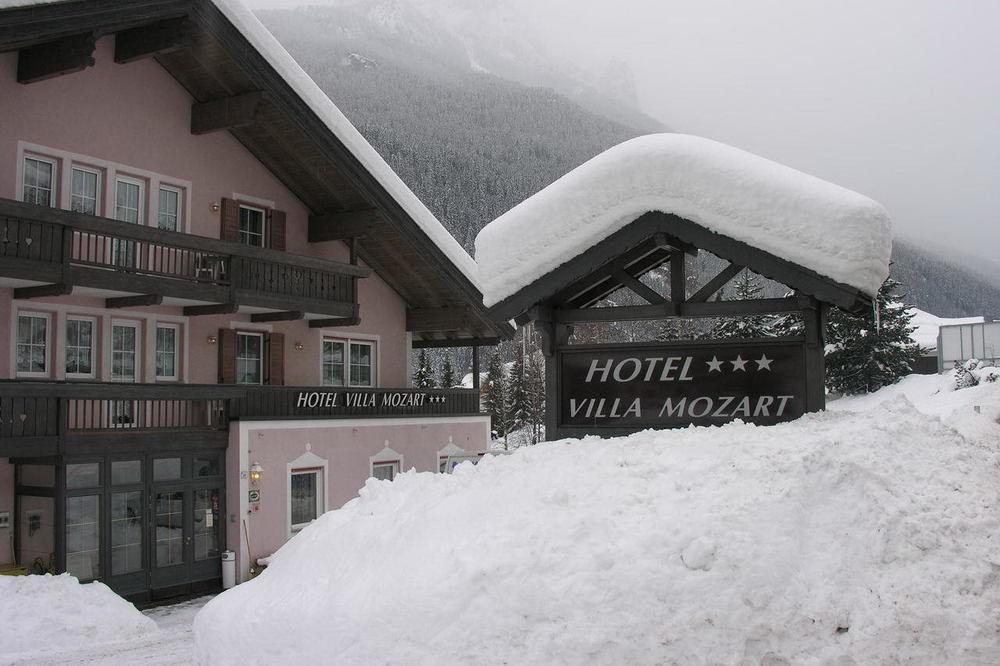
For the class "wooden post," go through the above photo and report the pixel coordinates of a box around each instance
[54,462,66,574]
[471,344,480,393]
[802,299,827,412]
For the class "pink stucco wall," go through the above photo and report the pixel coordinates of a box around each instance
[0,36,409,387]
[233,417,490,578]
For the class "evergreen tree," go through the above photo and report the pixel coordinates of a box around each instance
[413,350,437,389]
[708,270,770,339]
[522,352,546,444]
[482,352,508,441]
[440,354,455,388]
[825,277,922,395]
[509,349,527,430]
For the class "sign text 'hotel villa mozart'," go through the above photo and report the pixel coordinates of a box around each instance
[0,0,510,602]
[474,134,892,440]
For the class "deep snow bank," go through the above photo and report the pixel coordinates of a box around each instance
[195,384,1000,665]
[475,134,892,306]
[0,574,157,662]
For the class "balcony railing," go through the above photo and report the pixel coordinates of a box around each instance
[0,382,481,454]
[0,198,367,317]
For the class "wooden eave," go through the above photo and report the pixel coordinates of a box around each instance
[489,211,874,324]
[0,0,510,345]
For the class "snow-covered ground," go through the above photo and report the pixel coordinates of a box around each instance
[0,579,211,666]
[195,372,1000,665]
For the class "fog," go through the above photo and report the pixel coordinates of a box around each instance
[248,0,1000,263]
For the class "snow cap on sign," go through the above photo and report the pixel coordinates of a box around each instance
[474,134,893,308]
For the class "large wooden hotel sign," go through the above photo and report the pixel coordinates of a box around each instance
[559,340,806,431]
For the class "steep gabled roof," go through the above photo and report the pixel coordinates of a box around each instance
[0,0,511,343]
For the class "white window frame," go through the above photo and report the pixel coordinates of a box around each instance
[348,340,376,388]
[65,315,97,380]
[369,444,403,482]
[238,204,266,248]
[110,319,141,383]
[371,460,400,481]
[321,337,378,388]
[114,175,145,224]
[288,467,323,532]
[21,155,57,207]
[15,311,52,378]
[236,331,264,385]
[69,165,101,216]
[320,338,346,387]
[154,323,180,381]
[157,184,182,231]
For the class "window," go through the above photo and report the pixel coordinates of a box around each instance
[22,156,55,206]
[65,317,95,378]
[155,324,178,380]
[70,167,100,215]
[238,205,265,247]
[371,461,399,482]
[194,488,221,561]
[236,332,263,384]
[115,177,144,224]
[16,312,50,377]
[350,341,374,387]
[111,321,140,382]
[66,462,100,489]
[323,338,376,387]
[290,468,322,530]
[157,186,181,231]
[66,495,100,581]
[321,339,345,386]
[111,490,143,575]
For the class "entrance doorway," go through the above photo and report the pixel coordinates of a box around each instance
[53,451,225,601]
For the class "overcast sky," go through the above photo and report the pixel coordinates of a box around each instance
[249,0,1000,263]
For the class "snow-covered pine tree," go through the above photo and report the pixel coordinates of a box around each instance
[953,359,980,390]
[509,350,527,431]
[767,292,804,338]
[482,352,507,440]
[522,352,546,444]
[440,354,455,388]
[708,270,770,339]
[413,350,437,389]
[825,276,923,395]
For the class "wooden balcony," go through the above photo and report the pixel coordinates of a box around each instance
[0,198,368,320]
[0,382,481,457]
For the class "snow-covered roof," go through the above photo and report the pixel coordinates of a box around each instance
[212,0,481,289]
[475,134,892,308]
[908,307,985,351]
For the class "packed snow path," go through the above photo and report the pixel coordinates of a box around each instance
[0,595,211,666]
[195,376,1000,665]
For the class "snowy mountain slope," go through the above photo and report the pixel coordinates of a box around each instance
[194,375,1000,665]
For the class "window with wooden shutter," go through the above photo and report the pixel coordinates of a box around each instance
[220,198,240,242]
[218,328,236,384]
[268,209,286,251]
[266,331,285,386]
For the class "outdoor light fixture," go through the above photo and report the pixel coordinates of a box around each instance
[249,461,264,483]
[207,335,218,345]
[210,202,220,212]
[294,341,305,352]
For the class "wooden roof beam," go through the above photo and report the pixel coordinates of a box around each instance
[106,294,163,309]
[689,262,745,303]
[13,283,72,299]
[250,310,304,323]
[17,33,95,84]
[183,303,238,316]
[308,208,381,242]
[114,16,190,64]
[191,91,263,135]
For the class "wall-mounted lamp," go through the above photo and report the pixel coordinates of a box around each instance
[210,202,220,213]
[294,341,305,352]
[249,461,264,483]
[207,335,218,345]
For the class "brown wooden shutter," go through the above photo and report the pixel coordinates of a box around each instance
[218,328,236,384]
[220,198,240,242]
[266,331,285,386]
[268,209,286,251]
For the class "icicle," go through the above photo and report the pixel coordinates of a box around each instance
[872,298,881,333]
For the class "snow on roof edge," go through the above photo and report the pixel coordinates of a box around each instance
[475,134,893,309]
[210,0,482,290]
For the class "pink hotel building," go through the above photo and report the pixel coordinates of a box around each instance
[0,0,509,601]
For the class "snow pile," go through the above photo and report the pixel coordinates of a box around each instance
[195,380,1000,665]
[907,307,984,351]
[475,134,892,307]
[0,574,157,662]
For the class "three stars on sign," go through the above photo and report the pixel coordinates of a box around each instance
[706,354,773,373]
